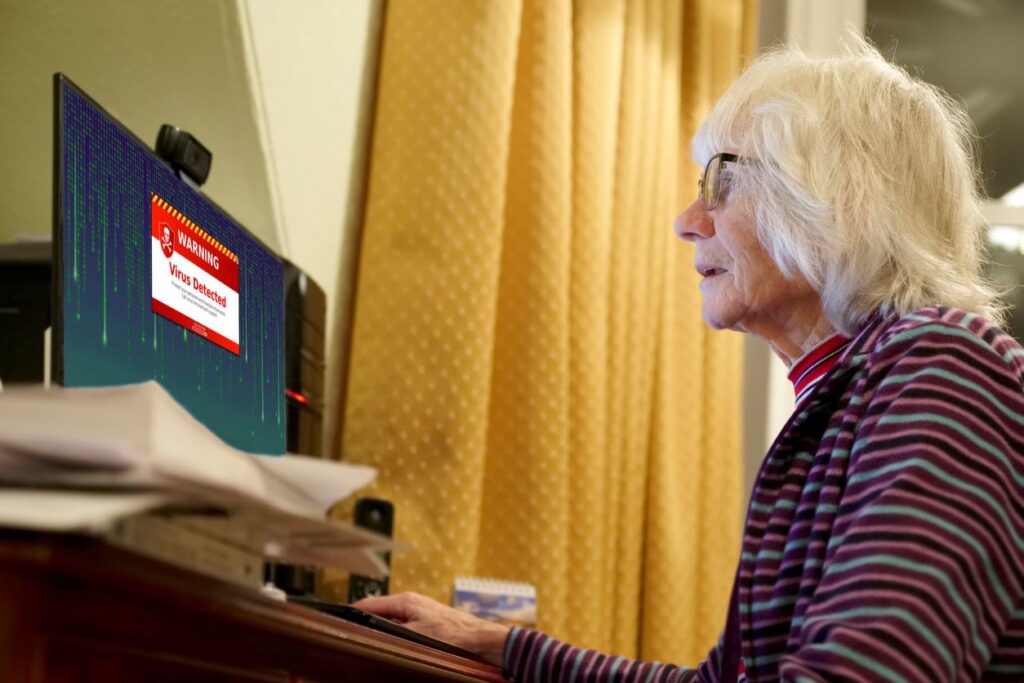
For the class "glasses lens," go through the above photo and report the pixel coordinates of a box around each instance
[704,156,722,208]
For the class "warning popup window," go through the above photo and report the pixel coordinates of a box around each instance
[150,193,240,355]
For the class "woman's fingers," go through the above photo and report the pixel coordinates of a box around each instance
[353,592,511,667]
[352,592,421,622]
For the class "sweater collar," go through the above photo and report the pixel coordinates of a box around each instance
[787,332,852,405]
[789,312,893,419]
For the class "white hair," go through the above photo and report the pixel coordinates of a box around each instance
[693,36,1005,335]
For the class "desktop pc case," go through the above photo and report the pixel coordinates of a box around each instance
[0,241,51,386]
[283,260,326,457]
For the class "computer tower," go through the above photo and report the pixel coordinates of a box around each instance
[283,259,326,457]
[264,261,327,597]
[0,241,51,386]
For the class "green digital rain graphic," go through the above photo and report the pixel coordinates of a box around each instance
[59,81,285,454]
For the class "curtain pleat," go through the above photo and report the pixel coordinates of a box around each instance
[333,0,524,603]
[332,0,757,664]
[565,0,623,652]
[476,0,574,639]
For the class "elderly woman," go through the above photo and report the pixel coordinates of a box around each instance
[356,40,1024,682]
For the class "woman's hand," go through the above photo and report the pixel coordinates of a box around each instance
[353,592,511,667]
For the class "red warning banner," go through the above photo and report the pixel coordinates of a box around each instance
[150,194,240,355]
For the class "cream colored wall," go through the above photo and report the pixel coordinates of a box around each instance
[785,0,866,57]
[241,0,379,293]
[240,0,383,454]
[0,0,279,248]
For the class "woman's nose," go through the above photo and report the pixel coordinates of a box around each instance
[674,199,714,242]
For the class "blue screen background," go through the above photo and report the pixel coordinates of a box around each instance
[58,79,286,455]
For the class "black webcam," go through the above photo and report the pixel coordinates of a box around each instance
[155,124,212,187]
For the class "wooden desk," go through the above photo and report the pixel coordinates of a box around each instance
[0,533,505,682]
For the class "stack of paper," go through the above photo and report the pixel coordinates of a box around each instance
[0,381,391,578]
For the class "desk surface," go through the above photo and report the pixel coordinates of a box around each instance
[0,532,505,682]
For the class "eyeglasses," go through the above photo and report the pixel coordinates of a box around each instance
[698,152,743,210]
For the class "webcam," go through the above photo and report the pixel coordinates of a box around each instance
[155,124,212,187]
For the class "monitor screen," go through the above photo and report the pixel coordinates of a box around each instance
[53,74,286,455]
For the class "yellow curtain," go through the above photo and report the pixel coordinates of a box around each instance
[330,0,757,665]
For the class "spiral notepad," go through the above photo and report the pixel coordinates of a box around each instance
[452,577,537,627]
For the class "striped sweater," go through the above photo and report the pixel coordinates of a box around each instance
[503,307,1024,682]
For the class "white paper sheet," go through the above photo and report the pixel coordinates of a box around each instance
[0,489,169,531]
[0,382,393,575]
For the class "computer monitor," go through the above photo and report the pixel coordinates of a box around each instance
[53,74,286,455]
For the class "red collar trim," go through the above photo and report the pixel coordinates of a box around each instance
[787,333,851,402]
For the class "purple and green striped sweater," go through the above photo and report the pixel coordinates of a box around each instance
[503,307,1024,682]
